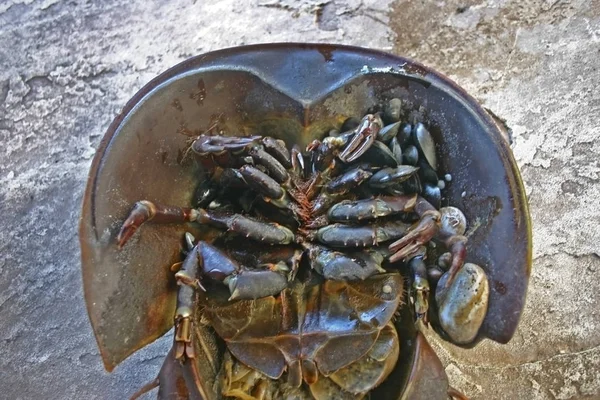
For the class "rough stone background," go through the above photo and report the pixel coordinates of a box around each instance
[1,0,599,399]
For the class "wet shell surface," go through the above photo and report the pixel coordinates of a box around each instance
[435,263,489,344]
[439,206,467,237]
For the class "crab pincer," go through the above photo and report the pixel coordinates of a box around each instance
[388,196,441,263]
[192,134,261,171]
[388,201,468,288]
[338,114,383,163]
[174,240,239,360]
[117,201,196,248]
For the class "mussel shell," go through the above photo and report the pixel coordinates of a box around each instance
[384,185,406,196]
[427,266,444,281]
[401,174,422,195]
[422,183,441,209]
[398,123,412,146]
[378,121,401,143]
[359,140,398,167]
[340,116,361,132]
[412,122,437,170]
[418,159,439,186]
[390,137,402,164]
[369,165,419,188]
[402,145,419,166]
[437,252,452,270]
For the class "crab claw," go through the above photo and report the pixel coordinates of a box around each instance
[338,114,382,163]
[388,209,441,263]
[117,201,155,248]
[117,200,196,248]
[442,235,467,287]
[174,314,195,360]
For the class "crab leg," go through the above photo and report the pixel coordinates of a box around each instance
[407,255,430,324]
[256,246,303,281]
[192,134,261,172]
[174,240,238,360]
[437,230,467,288]
[238,165,289,208]
[261,137,292,168]
[192,134,292,181]
[174,240,289,360]
[226,267,289,301]
[388,196,441,263]
[117,201,295,248]
[249,145,289,183]
[174,284,196,360]
[226,241,303,282]
[130,346,189,400]
[311,191,355,218]
[291,144,305,176]
[388,200,468,286]
[448,386,470,400]
[117,201,196,248]
[311,167,372,216]
[198,210,295,244]
[327,195,417,222]
[306,243,386,281]
[313,220,411,248]
[325,166,373,194]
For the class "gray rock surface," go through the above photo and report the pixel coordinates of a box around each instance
[0,0,598,399]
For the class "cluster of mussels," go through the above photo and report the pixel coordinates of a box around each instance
[320,99,490,345]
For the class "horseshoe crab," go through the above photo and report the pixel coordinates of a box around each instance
[80,44,531,399]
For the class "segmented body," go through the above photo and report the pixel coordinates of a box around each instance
[204,274,403,400]
[119,113,470,400]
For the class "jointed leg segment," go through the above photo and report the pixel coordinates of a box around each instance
[117,201,295,248]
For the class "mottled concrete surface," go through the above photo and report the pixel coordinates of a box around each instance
[1,0,599,399]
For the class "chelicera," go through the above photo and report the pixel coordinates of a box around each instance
[118,111,474,399]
